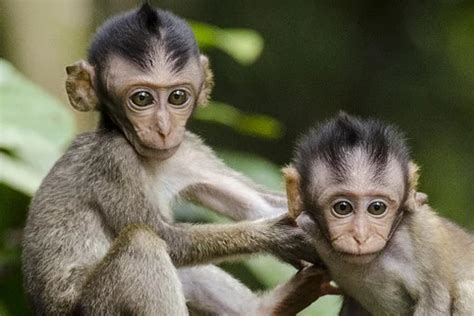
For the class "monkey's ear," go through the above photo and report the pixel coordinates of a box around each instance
[405,161,421,211]
[282,165,303,219]
[65,60,99,112]
[197,55,214,107]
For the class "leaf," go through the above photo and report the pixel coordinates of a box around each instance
[191,22,264,65]
[0,59,74,147]
[0,59,75,195]
[0,153,42,195]
[217,149,284,189]
[195,102,284,140]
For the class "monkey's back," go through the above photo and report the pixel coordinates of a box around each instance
[22,130,139,314]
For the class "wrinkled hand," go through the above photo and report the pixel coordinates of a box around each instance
[272,266,342,316]
[269,214,322,269]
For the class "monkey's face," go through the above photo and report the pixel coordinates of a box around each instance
[101,55,206,159]
[305,150,405,263]
[65,53,212,160]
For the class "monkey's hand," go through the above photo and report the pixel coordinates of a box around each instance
[268,215,322,268]
[271,266,342,316]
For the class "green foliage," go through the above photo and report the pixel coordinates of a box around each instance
[195,102,284,139]
[0,59,75,195]
[191,21,264,65]
[190,23,283,140]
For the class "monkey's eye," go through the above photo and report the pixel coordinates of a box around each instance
[367,201,387,216]
[130,91,154,107]
[332,201,353,217]
[168,89,188,107]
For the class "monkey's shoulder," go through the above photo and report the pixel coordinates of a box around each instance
[407,206,473,257]
[36,130,143,196]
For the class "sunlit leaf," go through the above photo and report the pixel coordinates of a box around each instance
[0,59,75,195]
[191,21,264,65]
[0,59,74,147]
[195,102,284,139]
[0,154,42,196]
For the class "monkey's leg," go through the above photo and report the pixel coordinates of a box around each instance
[76,224,188,316]
[178,265,336,316]
[178,265,258,315]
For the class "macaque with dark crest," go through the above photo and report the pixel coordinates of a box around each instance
[22,3,328,315]
[284,113,474,315]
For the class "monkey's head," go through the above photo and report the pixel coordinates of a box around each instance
[285,113,420,264]
[65,3,213,159]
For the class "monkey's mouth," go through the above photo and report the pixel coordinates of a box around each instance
[337,250,380,264]
[137,143,181,159]
[340,251,379,257]
[142,143,180,152]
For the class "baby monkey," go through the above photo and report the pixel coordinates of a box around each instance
[284,113,474,315]
[22,3,323,316]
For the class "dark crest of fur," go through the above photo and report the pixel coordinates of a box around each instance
[294,112,410,196]
[88,2,199,75]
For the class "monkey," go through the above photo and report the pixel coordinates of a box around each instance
[21,3,328,315]
[283,113,474,316]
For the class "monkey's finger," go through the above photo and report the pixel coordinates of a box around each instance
[320,282,342,296]
[290,259,306,270]
[297,260,312,270]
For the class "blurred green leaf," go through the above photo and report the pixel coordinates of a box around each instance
[447,8,474,87]
[191,21,264,65]
[0,59,75,195]
[217,149,284,189]
[195,102,284,139]
[0,153,42,196]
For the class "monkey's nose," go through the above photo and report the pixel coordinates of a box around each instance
[353,235,369,245]
[157,129,170,138]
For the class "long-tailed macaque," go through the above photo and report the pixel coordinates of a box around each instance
[284,113,474,315]
[22,3,324,315]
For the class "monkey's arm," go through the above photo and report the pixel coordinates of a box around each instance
[266,266,341,315]
[181,179,286,221]
[180,265,338,316]
[172,132,286,221]
[154,215,318,267]
[94,139,316,268]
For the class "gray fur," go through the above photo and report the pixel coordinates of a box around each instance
[23,129,318,315]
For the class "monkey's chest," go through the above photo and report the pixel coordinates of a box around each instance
[332,260,417,315]
[344,277,412,315]
[145,162,197,222]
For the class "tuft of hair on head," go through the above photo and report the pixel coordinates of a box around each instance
[294,113,411,192]
[87,2,199,79]
[137,1,160,32]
